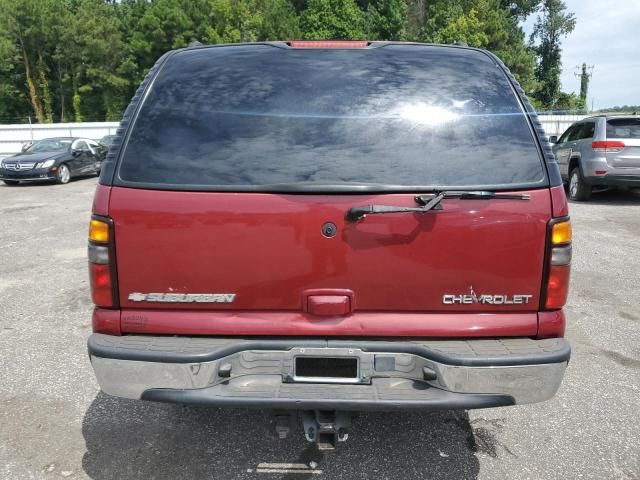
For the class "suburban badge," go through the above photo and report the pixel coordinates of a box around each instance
[128,292,236,303]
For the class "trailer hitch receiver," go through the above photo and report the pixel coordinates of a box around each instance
[302,410,352,451]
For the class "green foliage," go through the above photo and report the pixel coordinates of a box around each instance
[554,91,581,112]
[72,93,83,123]
[423,2,488,46]
[0,0,579,122]
[500,0,540,18]
[130,0,213,69]
[529,0,576,109]
[255,0,301,40]
[301,0,365,39]
[365,0,408,41]
[0,23,24,123]
[421,0,537,93]
[67,0,131,121]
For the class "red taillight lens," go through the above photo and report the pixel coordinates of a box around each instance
[545,265,571,309]
[88,216,117,308]
[288,41,369,49]
[592,140,625,153]
[544,219,572,311]
[89,263,113,307]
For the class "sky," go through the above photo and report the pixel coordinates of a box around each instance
[522,0,640,110]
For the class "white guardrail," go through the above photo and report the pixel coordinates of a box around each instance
[537,114,588,137]
[0,115,586,160]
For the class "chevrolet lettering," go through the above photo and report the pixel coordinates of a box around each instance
[442,294,534,305]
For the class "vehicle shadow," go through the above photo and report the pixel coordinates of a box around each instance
[82,393,483,479]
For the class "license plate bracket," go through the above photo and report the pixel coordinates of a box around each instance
[294,356,359,383]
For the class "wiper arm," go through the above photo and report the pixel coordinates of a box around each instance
[346,192,446,222]
[346,191,530,222]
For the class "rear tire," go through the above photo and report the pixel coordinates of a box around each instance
[56,164,71,184]
[3,180,19,186]
[568,167,591,201]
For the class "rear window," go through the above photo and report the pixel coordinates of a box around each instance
[118,44,545,191]
[606,118,640,139]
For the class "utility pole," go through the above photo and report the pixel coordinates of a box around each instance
[575,63,594,112]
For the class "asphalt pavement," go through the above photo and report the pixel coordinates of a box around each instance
[0,178,638,479]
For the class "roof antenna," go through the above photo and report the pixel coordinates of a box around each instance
[453,40,468,46]
[188,40,203,48]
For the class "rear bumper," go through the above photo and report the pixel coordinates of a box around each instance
[587,174,640,187]
[88,334,570,411]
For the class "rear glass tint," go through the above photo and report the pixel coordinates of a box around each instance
[606,118,640,139]
[580,123,595,140]
[118,45,545,190]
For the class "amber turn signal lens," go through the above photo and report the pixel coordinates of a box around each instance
[551,220,571,245]
[89,219,110,243]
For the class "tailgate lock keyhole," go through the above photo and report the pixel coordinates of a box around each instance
[321,222,337,238]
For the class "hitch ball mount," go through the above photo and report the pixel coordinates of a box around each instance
[273,410,353,451]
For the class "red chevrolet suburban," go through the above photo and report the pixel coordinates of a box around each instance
[87,41,571,449]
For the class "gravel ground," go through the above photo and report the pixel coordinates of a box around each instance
[0,178,638,480]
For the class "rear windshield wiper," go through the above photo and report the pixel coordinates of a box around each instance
[346,191,530,222]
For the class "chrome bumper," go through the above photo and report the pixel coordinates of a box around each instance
[89,335,570,410]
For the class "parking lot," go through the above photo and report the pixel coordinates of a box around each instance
[0,177,638,480]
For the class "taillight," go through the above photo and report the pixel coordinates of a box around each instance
[88,216,118,308]
[89,263,113,306]
[543,219,572,310]
[592,140,625,153]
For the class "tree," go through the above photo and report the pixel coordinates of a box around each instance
[0,0,68,122]
[0,19,26,123]
[365,0,408,41]
[423,3,489,47]
[0,0,577,123]
[255,0,301,40]
[404,0,427,39]
[529,0,576,108]
[301,0,365,39]
[208,0,300,42]
[129,0,213,71]
[65,0,132,121]
[479,0,538,94]
[499,0,540,18]
[554,91,580,112]
[421,0,537,94]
